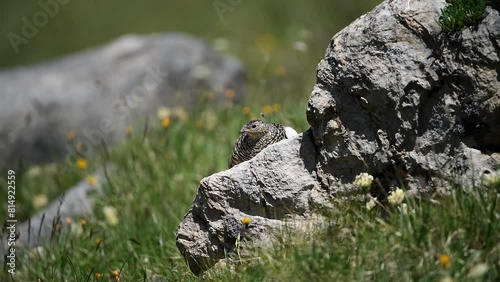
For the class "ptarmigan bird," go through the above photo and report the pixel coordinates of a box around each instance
[228,119,298,168]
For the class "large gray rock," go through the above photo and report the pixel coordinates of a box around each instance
[177,0,500,275]
[307,0,500,193]
[0,33,245,167]
[176,131,330,275]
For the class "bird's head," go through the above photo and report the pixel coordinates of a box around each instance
[239,120,267,140]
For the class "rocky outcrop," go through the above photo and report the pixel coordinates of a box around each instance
[177,0,500,275]
[0,33,245,167]
[307,0,500,193]
[176,131,330,275]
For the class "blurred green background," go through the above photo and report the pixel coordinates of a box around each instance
[0,0,382,98]
[0,0,384,229]
[0,0,384,223]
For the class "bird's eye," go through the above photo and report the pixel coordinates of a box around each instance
[252,125,257,128]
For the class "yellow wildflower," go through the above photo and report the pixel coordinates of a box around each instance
[76,158,87,170]
[112,269,119,276]
[80,219,87,225]
[161,117,171,128]
[225,89,236,100]
[87,176,97,186]
[95,238,102,244]
[242,106,252,115]
[388,188,405,205]
[439,254,450,269]
[262,104,273,116]
[95,273,101,279]
[241,217,251,225]
[65,217,72,224]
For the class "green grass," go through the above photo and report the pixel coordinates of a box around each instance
[1,100,310,281]
[2,99,499,281]
[439,0,488,31]
[1,0,499,281]
[205,183,500,281]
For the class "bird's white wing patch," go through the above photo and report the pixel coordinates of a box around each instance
[284,126,298,139]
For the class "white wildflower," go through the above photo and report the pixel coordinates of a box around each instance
[32,194,49,209]
[388,188,405,205]
[366,197,377,210]
[103,206,119,226]
[157,106,171,120]
[354,173,374,190]
[26,166,42,178]
[292,41,308,52]
[440,275,454,282]
[467,263,489,278]
[213,38,230,52]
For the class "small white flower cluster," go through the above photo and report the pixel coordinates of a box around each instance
[32,194,49,209]
[103,206,119,226]
[366,197,377,210]
[388,188,405,205]
[157,106,188,122]
[354,172,374,191]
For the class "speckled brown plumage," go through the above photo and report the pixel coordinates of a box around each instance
[228,120,288,168]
